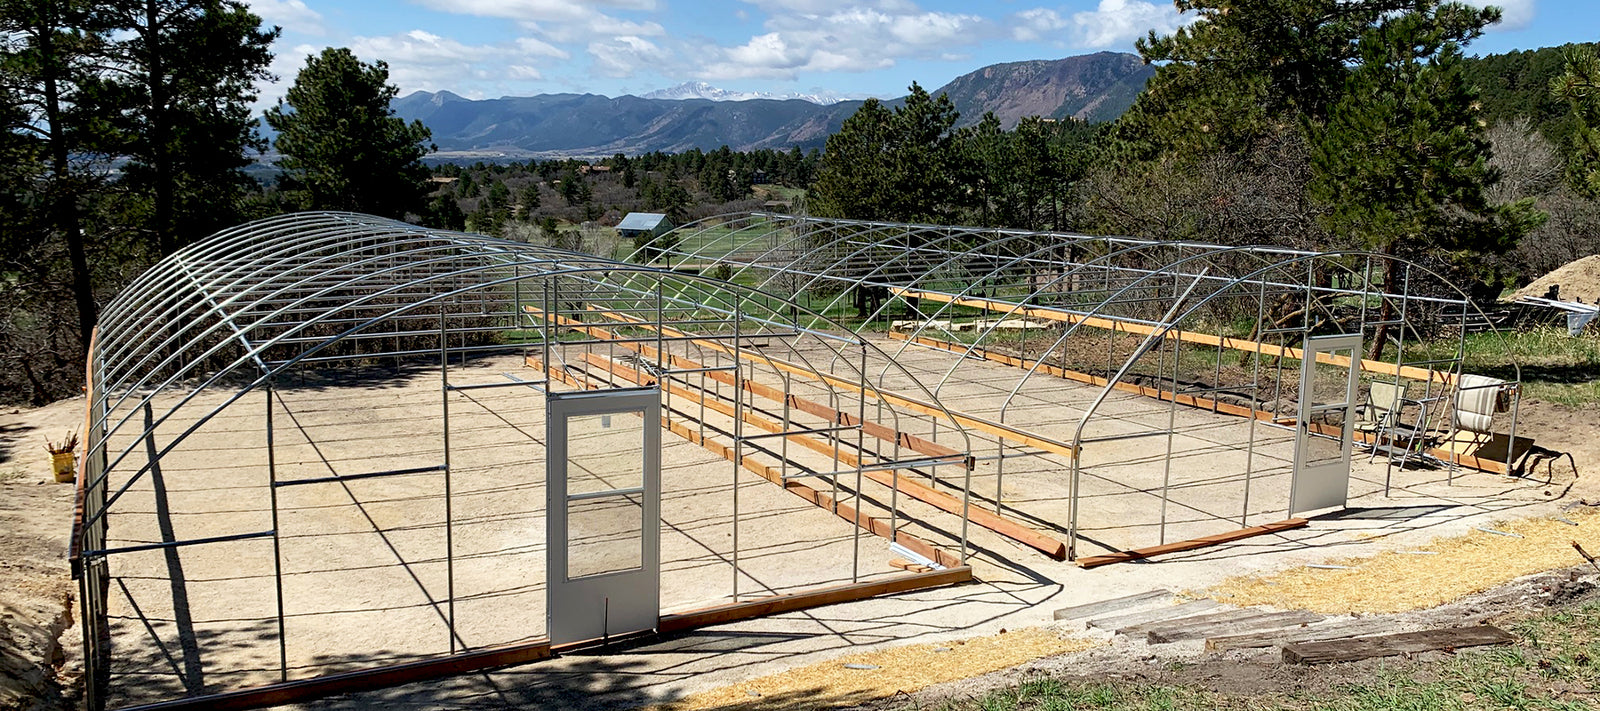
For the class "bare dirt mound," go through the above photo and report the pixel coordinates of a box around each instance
[1514,254,1600,304]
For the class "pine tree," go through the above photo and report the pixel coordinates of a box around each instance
[1309,10,1543,357]
[103,0,277,257]
[265,48,434,218]
[1552,45,1600,198]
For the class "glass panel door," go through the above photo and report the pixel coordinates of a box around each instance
[1291,334,1361,514]
[546,388,660,645]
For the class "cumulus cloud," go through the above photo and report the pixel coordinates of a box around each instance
[1461,0,1536,30]
[697,5,987,81]
[1070,0,1185,49]
[1011,8,1069,43]
[587,36,675,77]
[246,0,325,34]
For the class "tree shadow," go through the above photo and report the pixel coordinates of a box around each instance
[0,420,39,465]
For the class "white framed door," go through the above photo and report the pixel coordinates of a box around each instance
[1290,334,1362,515]
[546,387,660,645]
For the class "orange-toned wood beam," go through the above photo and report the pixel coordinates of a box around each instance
[890,287,1454,385]
[532,356,963,568]
[580,352,1067,560]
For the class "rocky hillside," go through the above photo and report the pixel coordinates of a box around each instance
[929,51,1155,128]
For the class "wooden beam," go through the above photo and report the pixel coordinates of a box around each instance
[1282,625,1515,664]
[534,356,963,569]
[1075,518,1309,569]
[534,305,1078,458]
[117,641,553,711]
[70,326,99,575]
[658,566,972,633]
[116,566,972,711]
[580,352,1067,560]
[891,288,1454,385]
[894,332,1511,475]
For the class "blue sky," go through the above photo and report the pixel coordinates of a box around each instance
[244,0,1599,106]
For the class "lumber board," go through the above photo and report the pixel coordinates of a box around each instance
[578,352,1066,559]
[1075,519,1309,568]
[118,567,972,711]
[660,566,972,633]
[528,305,968,468]
[1115,607,1267,637]
[1087,599,1223,631]
[1052,590,1173,621]
[1282,625,1515,665]
[119,640,554,711]
[1147,610,1322,644]
[535,356,963,568]
[895,332,1512,476]
[541,305,1079,458]
[69,327,99,575]
[891,288,1454,385]
[1205,618,1396,651]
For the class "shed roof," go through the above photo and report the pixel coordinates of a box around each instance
[616,212,670,231]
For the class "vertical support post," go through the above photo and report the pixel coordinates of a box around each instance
[1242,279,1266,527]
[266,380,286,682]
[440,309,456,653]
[731,298,743,601]
[851,344,866,584]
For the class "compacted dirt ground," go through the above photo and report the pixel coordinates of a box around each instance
[1,389,1596,711]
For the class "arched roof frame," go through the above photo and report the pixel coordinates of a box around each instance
[84,212,976,531]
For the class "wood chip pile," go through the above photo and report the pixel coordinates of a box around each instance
[658,627,1096,711]
[1207,508,1600,614]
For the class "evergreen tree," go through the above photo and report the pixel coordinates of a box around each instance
[1552,45,1600,198]
[519,182,541,220]
[103,0,277,257]
[0,0,116,352]
[810,98,894,220]
[1309,10,1543,356]
[811,84,965,223]
[265,48,434,218]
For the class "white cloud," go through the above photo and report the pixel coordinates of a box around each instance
[246,0,325,34]
[587,36,674,78]
[697,5,988,81]
[1011,8,1068,43]
[1462,0,1536,30]
[1070,0,1185,50]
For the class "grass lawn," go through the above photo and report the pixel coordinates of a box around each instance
[935,600,1600,711]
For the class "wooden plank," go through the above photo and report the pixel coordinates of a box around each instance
[1205,618,1397,652]
[1052,590,1173,621]
[530,306,968,468]
[1116,607,1268,637]
[658,566,973,633]
[1075,519,1309,569]
[1282,625,1515,665]
[577,352,1063,560]
[542,305,1079,458]
[535,355,962,569]
[118,566,972,711]
[1087,599,1223,631]
[892,288,1454,385]
[1147,610,1322,644]
[119,640,553,711]
[895,332,1512,476]
[69,326,99,574]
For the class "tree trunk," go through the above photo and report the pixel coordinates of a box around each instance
[147,1,175,257]
[1367,256,1398,362]
[39,21,97,355]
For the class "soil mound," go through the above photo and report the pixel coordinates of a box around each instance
[1514,255,1600,305]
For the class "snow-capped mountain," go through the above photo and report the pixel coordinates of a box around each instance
[640,81,850,105]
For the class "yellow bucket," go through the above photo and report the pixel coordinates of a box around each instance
[51,451,75,483]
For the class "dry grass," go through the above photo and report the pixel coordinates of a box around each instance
[1207,507,1600,614]
[658,627,1098,711]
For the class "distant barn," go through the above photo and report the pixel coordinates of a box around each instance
[617,212,675,263]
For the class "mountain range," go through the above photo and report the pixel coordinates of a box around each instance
[640,81,853,105]
[391,51,1155,159]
